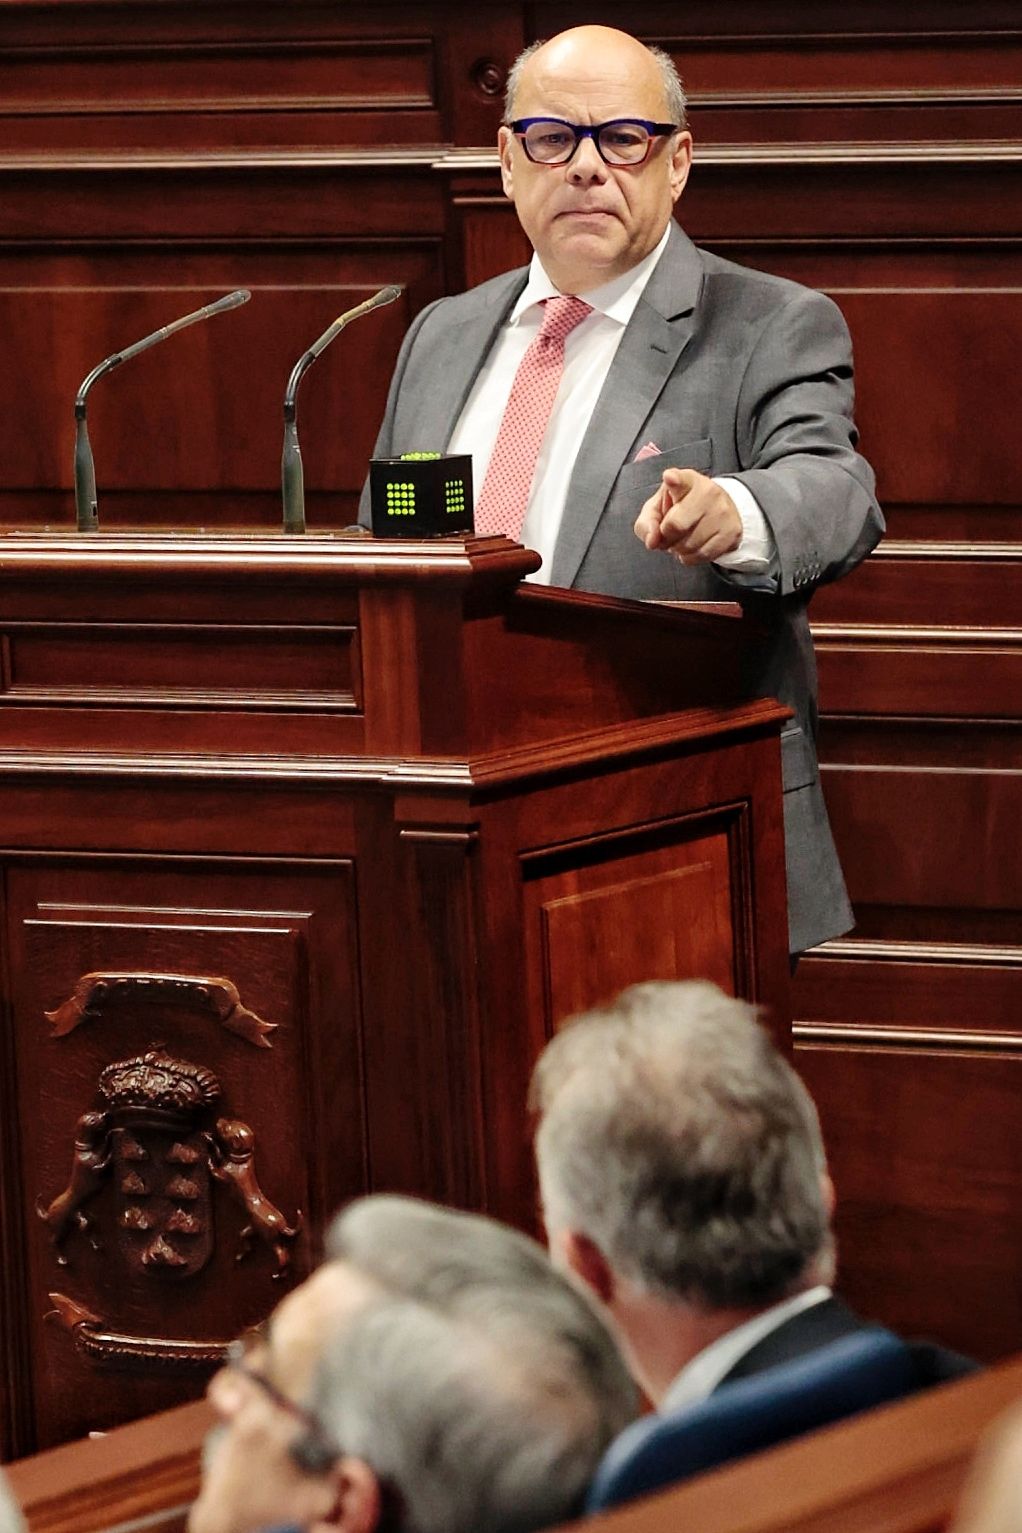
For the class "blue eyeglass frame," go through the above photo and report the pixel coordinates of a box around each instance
[508,117,681,166]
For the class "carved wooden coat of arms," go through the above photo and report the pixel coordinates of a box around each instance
[37,973,301,1371]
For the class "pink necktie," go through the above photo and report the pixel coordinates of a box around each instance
[474,296,593,540]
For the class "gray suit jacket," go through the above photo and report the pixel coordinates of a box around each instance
[359,224,885,953]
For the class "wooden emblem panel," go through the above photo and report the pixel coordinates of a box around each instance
[2,855,365,1450]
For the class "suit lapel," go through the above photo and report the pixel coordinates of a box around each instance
[419,269,528,451]
[549,225,705,589]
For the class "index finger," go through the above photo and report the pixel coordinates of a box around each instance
[634,478,671,548]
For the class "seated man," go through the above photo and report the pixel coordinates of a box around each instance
[531,980,973,1413]
[188,1195,637,1533]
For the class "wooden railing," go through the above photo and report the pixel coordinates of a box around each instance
[6,1399,210,1533]
[7,1356,1022,1533]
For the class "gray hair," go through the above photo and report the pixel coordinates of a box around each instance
[328,1192,551,1305]
[531,981,833,1309]
[504,38,687,129]
[316,1196,637,1533]
[0,1473,25,1533]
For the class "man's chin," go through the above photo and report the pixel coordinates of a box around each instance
[188,1430,241,1533]
[555,220,620,251]
[547,235,627,291]
[187,1487,221,1533]
[201,1423,229,1475]
[188,1484,260,1533]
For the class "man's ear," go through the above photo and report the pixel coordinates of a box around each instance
[497,125,516,200]
[668,130,693,204]
[314,1456,381,1533]
[821,1171,836,1221]
[559,1229,616,1306]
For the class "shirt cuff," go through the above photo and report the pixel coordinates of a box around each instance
[712,476,778,583]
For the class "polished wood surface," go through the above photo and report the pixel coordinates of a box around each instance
[7,1396,210,1533]
[0,532,790,1456]
[8,1356,1022,1533]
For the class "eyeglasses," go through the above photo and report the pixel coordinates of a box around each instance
[508,117,681,167]
[225,1329,409,1528]
[225,1333,341,1476]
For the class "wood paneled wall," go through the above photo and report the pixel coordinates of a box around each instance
[0,0,1020,1437]
[0,2,524,529]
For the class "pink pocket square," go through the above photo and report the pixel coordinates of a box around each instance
[634,440,662,461]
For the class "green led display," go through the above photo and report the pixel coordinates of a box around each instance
[444,479,467,515]
[386,481,416,516]
[370,452,473,538]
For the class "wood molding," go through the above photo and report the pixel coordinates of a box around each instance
[464,703,787,792]
[690,86,1022,106]
[810,937,1022,965]
[4,142,1022,176]
[397,828,479,844]
[870,541,1022,559]
[794,1022,1022,1052]
[814,627,1022,643]
[0,148,449,172]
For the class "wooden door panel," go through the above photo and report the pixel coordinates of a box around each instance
[796,1039,1022,1361]
[3,856,365,1449]
[527,830,736,1028]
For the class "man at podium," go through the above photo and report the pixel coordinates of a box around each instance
[359,25,884,957]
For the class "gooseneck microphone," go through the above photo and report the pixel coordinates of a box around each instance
[281,284,402,534]
[73,288,251,531]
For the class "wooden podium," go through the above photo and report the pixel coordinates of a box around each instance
[0,529,790,1456]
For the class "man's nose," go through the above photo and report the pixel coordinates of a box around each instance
[207,1365,245,1418]
[567,135,608,184]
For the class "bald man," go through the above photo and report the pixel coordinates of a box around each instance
[360,27,884,957]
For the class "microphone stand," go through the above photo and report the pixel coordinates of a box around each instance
[73,288,251,531]
[281,285,402,535]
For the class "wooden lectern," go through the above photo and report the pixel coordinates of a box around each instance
[0,529,790,1456]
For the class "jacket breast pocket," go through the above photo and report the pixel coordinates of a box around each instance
[613,437,714,499]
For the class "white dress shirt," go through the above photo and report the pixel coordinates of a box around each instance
[447,225,776,585]
[659,1285,834,1414]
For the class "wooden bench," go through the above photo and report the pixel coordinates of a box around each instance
[7,1357,1022,1533]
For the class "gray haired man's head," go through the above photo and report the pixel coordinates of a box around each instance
[315,1196,637,1533]
[192,1196,636,1533]
[531,981,834,1310]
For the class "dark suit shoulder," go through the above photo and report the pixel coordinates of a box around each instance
[907,1339,980,1384]
[718,1298,981,1390]
[720,1297,869,1385]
